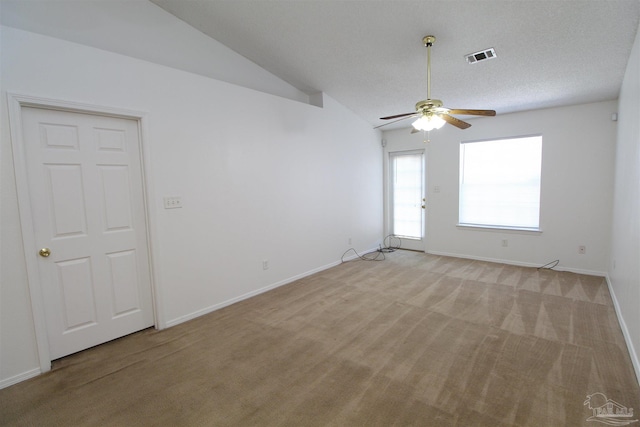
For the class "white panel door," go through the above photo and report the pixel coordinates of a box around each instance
[21,107,154,360]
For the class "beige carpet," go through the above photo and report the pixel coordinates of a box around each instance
[1,250,638,426]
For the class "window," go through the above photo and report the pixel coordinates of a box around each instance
[459,135,542,230]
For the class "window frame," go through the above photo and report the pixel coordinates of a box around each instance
[457,134,543,233]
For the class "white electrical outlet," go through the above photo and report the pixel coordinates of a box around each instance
[262,259,269,270]
[163,196,182,209]
[502,239,508,247]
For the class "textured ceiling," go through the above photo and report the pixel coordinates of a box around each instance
[150,0,640,129]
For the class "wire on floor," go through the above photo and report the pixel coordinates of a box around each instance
[340,235,403,262]
[380,235,402,253]
[537,259,559,270]
[341,248,386,262]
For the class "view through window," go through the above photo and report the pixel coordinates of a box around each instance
[459,135,542,230]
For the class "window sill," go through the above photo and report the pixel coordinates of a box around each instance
[456,224,542,234]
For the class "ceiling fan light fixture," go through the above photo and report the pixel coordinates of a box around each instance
[412,114,446,131]
[377,35,496,131]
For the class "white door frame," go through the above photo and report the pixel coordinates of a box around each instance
[384,149,427,252]
[7,93,163,373]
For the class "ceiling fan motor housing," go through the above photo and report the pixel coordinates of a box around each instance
[416,99,443,112]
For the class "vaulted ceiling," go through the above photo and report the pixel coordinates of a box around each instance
[150,0,640,129]
[3,1,639,131]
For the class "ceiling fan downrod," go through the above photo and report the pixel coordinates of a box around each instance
[423,35,436,101]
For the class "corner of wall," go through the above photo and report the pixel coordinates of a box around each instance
[605,274,640,386]
[309,92,324,108]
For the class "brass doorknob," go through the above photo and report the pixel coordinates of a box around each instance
[39,248,51,257]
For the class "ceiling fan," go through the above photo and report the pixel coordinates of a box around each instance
[377,35,495,133]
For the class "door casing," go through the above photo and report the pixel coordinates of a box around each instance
[385,149,427,252]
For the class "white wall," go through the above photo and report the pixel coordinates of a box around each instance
[609,25,640,382]
[0,0,310,104]
[0,26,383,387]
[383,100,617,275]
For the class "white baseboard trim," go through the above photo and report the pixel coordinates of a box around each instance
[427,250,540,268]
[0,368,41,390]
[164,249,380,329]
[426,250,607,276]
[605,274,640,387]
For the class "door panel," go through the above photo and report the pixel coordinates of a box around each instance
[21,107,154,359]
[57,257,97,331]
[100,165,133,231]
[107,250,141,317]
[47,164,88,236]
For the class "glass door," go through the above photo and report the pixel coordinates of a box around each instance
[389,150,425,251]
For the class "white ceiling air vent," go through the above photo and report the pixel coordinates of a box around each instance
[465,48,497,64]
